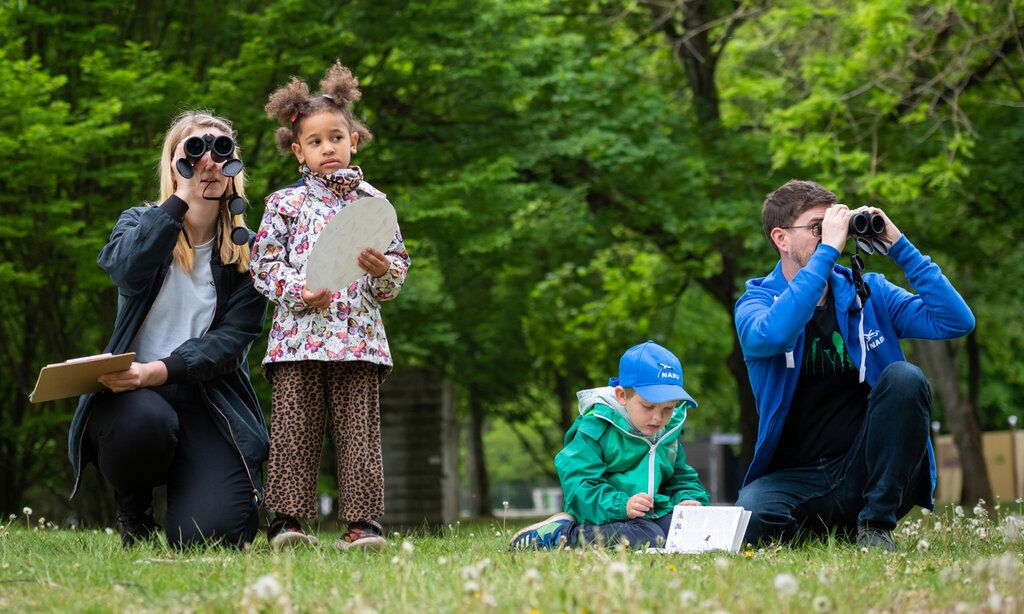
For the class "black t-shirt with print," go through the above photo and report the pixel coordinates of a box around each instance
[768,293,871,472]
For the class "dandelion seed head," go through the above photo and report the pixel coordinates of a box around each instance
[22,507,32,516]
[916,539,930,551]
[679,590,698,607]
[244,573,283,601]
[817,568,833,584]
[774,572,799,597]
[939,565,961,582]
[714,557,730,571]
[401,540,415,556]
[104,527,114,535]
[812,595,831,612]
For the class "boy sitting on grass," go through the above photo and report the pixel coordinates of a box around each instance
[510,340,709,550]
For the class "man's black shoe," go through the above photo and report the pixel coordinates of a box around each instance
[856,524,895,551]
[116,508,159,548]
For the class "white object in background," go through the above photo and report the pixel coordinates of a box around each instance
[305,197,398,292]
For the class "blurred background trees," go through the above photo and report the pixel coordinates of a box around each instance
[1,0,1020,520]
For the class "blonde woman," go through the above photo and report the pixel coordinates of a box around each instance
[67,111,269,549]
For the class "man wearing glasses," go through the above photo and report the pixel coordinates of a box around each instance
[733,179,974,549]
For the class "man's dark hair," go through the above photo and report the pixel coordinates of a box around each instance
[761,180,838,252]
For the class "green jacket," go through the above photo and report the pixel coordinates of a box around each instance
[555,387,710,525]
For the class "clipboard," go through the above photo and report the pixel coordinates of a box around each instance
[29,352,136,403]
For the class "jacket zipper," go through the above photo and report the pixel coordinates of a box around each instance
[855,296,867,383]
[595,415,685,500]
[199,383,261,506]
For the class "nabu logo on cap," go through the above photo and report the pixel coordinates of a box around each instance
[657,362,681,381]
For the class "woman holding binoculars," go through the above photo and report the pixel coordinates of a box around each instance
[66,111,270,550]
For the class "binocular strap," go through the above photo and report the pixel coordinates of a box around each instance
[850,250,871,307]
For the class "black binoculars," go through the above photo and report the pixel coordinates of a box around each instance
[848,211,886,237]
[172,134,250,246]
[848,210,889,255]
[175,134,244,179]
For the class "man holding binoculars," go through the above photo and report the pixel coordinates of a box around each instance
[733,179,975,550]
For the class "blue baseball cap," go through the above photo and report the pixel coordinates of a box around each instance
[608,340,696,405]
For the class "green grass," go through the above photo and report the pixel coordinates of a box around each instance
[0,505,1022,613]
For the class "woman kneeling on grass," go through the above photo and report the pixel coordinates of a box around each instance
[66,111,269,549]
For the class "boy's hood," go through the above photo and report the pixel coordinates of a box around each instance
[575,386,687,442]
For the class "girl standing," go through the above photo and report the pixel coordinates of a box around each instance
[251,61,410,551]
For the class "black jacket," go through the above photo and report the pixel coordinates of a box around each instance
[67,197,270,500]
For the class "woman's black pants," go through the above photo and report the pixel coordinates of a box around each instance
[86,383,259,549]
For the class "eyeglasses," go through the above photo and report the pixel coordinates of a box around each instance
[781,221,822,237]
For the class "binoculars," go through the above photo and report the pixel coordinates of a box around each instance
[173,134,250,246]
[175,134,244,179]
[848,211,889,255]
[848,211,885,237]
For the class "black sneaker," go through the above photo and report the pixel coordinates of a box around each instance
[268,514,315,550]
[856,524,895,551]
[334,520,386,552]
[115,507,159,548]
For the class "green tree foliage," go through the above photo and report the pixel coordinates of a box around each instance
[0,0,1020,517]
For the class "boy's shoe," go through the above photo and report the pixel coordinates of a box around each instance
[334,520,386,552]
[509,512,575,550]
[268,515,315,550]
[856,524,895,551]
[116,507,160,548]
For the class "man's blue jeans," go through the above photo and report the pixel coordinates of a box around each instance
[736,362,932,545]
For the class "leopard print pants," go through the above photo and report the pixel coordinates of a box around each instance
[265,361,384,522]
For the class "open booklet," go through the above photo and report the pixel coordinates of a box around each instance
[647,505,752,554]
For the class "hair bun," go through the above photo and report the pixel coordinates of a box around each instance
[319,60,362,107]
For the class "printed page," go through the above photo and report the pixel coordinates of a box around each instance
[664,506,744,553]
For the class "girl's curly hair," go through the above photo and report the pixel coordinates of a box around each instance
[265,60,373,153]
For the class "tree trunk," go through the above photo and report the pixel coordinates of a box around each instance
[727,324,758,470]
[465,385,492,516]
[556,374,574,435]
[911,337,993,506]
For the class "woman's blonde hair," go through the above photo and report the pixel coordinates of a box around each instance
[158,110,251,273]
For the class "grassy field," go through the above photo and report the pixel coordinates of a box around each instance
[0,504,1021,613]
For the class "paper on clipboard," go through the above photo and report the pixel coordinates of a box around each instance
[305,197,397,293]
[29,352,135,403]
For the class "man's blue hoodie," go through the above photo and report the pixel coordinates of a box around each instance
[735,235,974,507]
